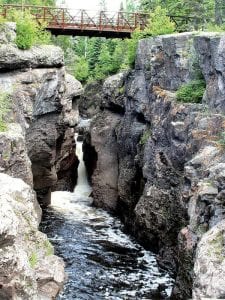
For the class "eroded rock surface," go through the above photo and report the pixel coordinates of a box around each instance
[82,32,225,299]
[0,23,82,206]
[0,173,65,300]
[0,22,82,298]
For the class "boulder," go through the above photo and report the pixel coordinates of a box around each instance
[0,173,65,299]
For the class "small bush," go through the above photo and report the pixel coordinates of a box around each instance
[176,79,206,103]
[205,23,225,33]
[73,56,89,82]
[0,93,10,132]
[7,11,51,50]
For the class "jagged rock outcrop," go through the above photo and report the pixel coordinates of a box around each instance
[0,123,33,186]
[0,22,82,298]
[79,81,103,118]
[82,32,225,299]
[0,22,83,206]
[0,173,65,299]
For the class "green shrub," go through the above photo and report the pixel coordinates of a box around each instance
[0,93,10,132]
[205,23,225,33]
[140,129,151,145]
[176,79,206,103]
[7,11,51,50]
[143,6,176,37]
[73,56,89,82]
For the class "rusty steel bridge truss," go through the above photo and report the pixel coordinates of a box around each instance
[0,4,150,38]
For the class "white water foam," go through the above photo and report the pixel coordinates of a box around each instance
[49,132,174,299]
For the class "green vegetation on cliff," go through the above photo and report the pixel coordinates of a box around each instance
[0,93,10,132]
[176,80,206,103]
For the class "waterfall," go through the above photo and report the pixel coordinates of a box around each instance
[44,131,174,299]
[74,133,92,197]
[50,133,92,210]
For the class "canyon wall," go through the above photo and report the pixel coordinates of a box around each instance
[0,22,82,206]
[0,23,82,298]
[82,32,225,299]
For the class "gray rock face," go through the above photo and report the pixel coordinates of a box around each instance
[90,111,121,211]
[83,32,225,299]
[194,33,225,113]
[0,22,16,44]
[79,80,104,118]
[0,123,33,186]
[193,220,225,299]
[0,173,65,300]
[0,64,81,206]
[0,43,64,71]
[0,23,82,298]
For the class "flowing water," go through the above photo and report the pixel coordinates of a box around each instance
[40,134,174,300]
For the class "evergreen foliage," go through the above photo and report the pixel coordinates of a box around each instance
[176,80,206,103]
[143,6,175,36]
[1,0,224,83]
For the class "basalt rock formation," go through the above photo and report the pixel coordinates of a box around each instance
[0,22,82,206]
[82,32,225,299]
[0,22,82,299]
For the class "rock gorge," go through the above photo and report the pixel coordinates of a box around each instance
[81,32,225,299]
[1,21,225,299]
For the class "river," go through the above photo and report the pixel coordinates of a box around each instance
[40,134,174,300]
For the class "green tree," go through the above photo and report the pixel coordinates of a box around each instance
[94,43,113,79]
[87,38,103,74]
[73,56,89,82]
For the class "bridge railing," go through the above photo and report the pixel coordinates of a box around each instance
[0,4,201,34]
[0,4,149,32]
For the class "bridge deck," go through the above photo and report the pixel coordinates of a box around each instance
[0,5,149,38]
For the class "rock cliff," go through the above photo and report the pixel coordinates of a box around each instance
[0,22,82,299]
[82,32,225,299]
[0,22,82,206]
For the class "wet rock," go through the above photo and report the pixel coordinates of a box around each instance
[90,111,122,211]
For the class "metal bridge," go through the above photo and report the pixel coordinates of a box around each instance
[0,4,149,38]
